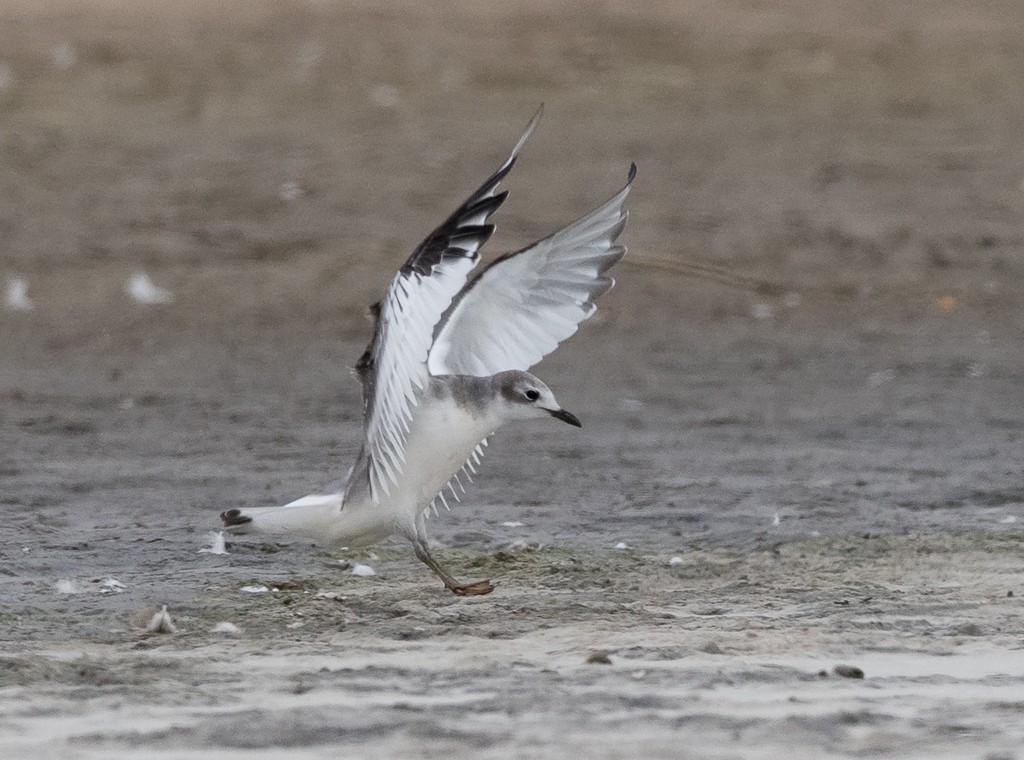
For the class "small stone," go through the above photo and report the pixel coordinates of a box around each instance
[833,664,864,679]
[586,652,613,665]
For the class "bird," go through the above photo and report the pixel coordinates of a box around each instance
[221,109,634,595]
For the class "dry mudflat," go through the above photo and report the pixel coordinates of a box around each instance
[2,2,1024,758]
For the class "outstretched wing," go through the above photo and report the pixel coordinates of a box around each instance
[358,110,541,501]
[427,163,635,377]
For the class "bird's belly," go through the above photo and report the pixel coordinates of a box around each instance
[397,399,491,510]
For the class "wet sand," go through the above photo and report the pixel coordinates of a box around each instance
[2,1,1024,758]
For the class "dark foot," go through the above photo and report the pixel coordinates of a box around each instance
[450,579,495,596]
[220,509,253,527]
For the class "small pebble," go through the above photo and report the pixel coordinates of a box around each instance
[832,664,864,679]
[586,652,613,665]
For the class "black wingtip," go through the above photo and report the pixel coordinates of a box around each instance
[627,162,638,184]
[220,509,253,527]
[509,106,543,160]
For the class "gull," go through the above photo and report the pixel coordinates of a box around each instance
[221,109,634,595]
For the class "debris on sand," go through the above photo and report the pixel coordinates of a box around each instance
[211,621,242,636]
[99,578,127,594]
[750,301,773,321]
[338,560,377,576]
[668,556,684,566]
[137,605,177,634]
[54,579,84,594]
[240,585,270,594]
[5,277,33,311]
[199,531,229,555]
[586,652,613,665]
[126,272,174,305]
[278,181,303,201]
[613,542,629,550]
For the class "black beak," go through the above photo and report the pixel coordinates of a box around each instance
[548,408,582,428]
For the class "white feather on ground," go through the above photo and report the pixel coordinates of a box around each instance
[126,272,174,304]
[144,605,177,634]
[198,531,229,555]
[5,278,33,311]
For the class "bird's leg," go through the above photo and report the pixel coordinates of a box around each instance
[412,538,494,596]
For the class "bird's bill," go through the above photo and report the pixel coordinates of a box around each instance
[548,408,582,428]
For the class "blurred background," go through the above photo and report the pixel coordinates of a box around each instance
[1,0,1022,543]
[3,1,1023,327]
[4,7,1024,754]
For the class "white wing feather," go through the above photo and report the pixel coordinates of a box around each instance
[367,262,477,499]
[361,111,541,502]
[428,165,635,377]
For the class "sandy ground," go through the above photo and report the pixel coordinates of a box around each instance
[2,1,1024,758]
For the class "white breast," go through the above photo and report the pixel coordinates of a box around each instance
[389,388,495,519]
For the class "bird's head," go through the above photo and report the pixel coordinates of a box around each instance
[492,370,582,427]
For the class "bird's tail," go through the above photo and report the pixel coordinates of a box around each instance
[220,492,344,541]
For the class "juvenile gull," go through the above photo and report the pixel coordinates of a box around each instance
[221,109,634,595]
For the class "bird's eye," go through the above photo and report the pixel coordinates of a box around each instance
[524,389,540,402]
